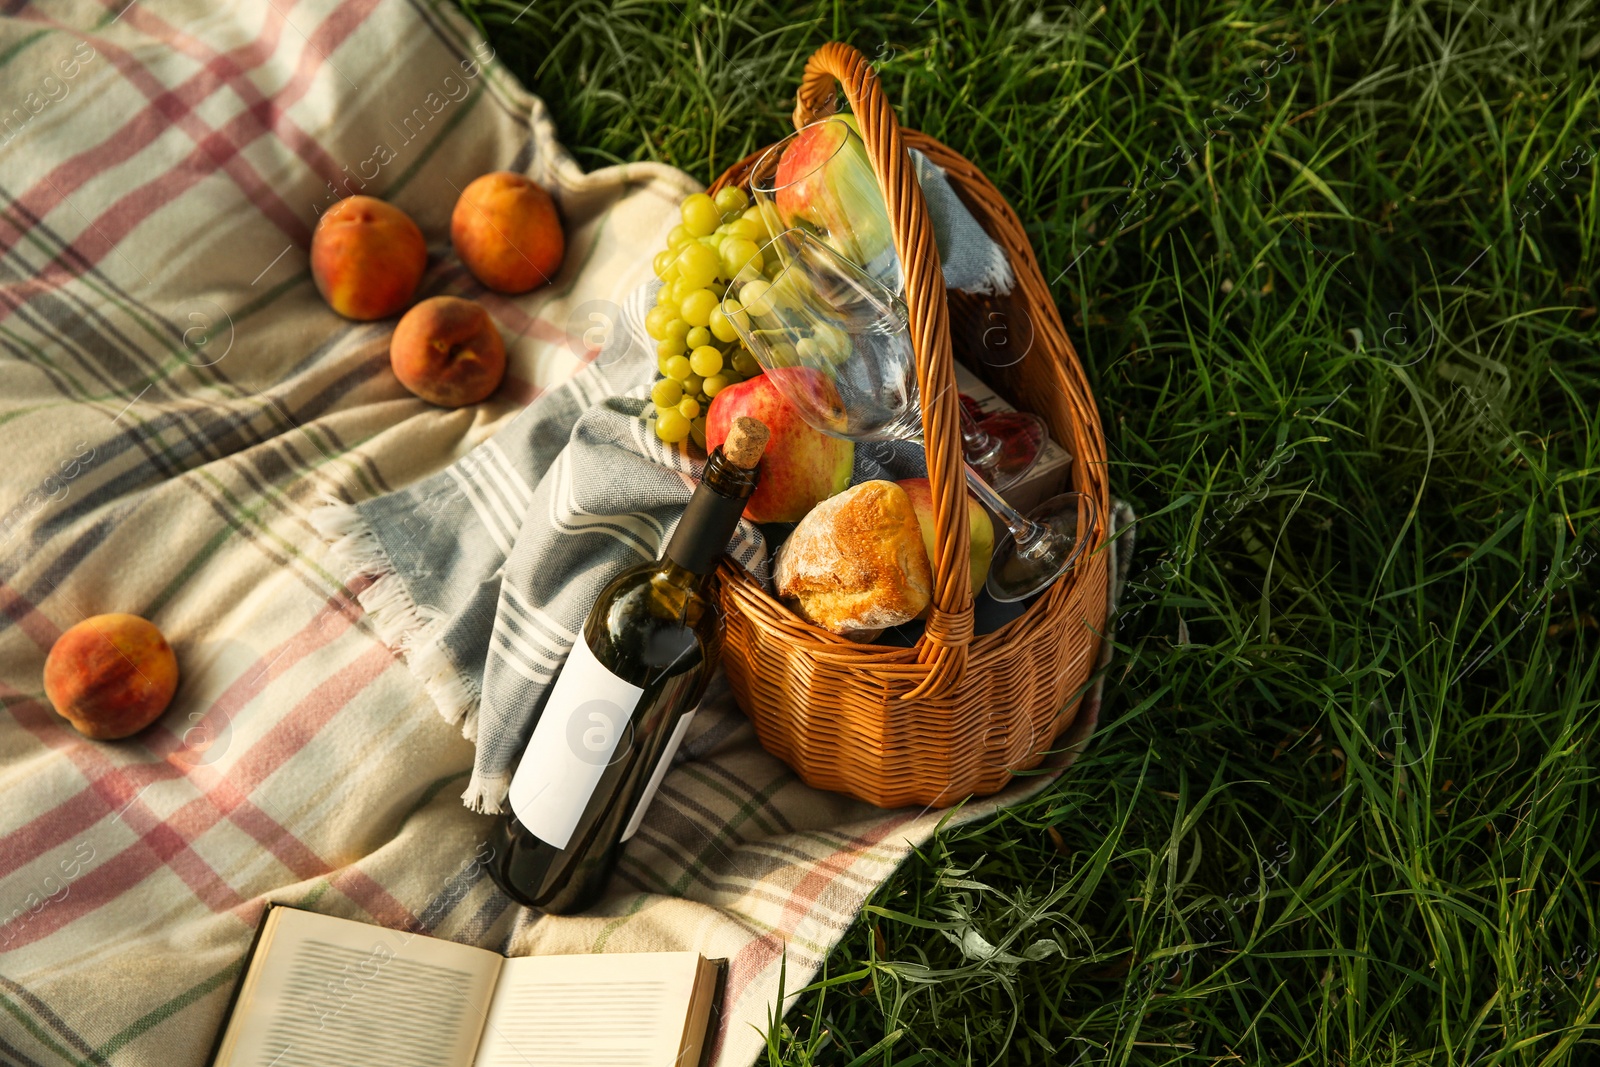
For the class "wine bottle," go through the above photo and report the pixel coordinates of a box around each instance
[487,416,770,914]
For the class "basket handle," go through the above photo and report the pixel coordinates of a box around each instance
[792,43,972,699]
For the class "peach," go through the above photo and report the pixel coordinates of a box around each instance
[450,172,564,294]
[44,614,178,740]
[311,195,427,320]
[390,296,506,407]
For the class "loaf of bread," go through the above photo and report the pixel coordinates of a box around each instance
[773,480,933,637]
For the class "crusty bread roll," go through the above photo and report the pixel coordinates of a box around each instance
[774,480,933,636]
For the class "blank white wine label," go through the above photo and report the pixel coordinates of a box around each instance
[620,708,698,842]
[507,637,644,850]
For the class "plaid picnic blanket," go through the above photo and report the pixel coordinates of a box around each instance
[0,3,1129,1065]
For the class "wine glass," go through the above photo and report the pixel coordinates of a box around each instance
[748,117,1049,491]
[722,228,1094,603]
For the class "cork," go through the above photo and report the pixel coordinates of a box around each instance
[723,416,770,469]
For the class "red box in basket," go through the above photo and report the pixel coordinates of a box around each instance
[953,359,1074,514]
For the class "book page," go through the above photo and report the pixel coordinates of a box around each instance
[473,952,703,1067]
[216,908,502,1067]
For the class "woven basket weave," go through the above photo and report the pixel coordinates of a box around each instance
[708,42,1110,809]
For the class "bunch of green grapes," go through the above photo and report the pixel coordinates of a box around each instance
[645,187,775,447]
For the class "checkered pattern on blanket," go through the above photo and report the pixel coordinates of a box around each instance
[0,3,1126,1065]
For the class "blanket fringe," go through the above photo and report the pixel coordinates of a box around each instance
[310,497,480,739]
[966,252,1016,297]
[461,770,511,815]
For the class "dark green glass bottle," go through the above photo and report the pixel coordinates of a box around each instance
[487,418,768,914]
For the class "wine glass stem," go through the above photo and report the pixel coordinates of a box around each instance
[959,407,1003,469]
[907,434,1045,547]
[959,462,1048,551]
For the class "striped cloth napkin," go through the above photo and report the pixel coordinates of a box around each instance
[0,2,1129,1065]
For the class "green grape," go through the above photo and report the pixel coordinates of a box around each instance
[677,396,701,420]
[656,336,687,359]
[682,372,704,396]
[664,355,693,381]
[676,242,720,290]
[681,193,720,237]
[724,217,763,242]
[652,249,678,278]
[679,288,717,328]
[669,276,699,304]
[777,270,812,302]
[666,224,694,250]
[816,322,852,363]
[703,373,731,398]
[685,326,712,349]
[689,418,707,450]
[737,278,773,317]
[662,318,690,344]
[714,186,749,216]
[650,378,683,408]
[759,203,786,236]
[644,305,674,340]
[795,337,821,364]
[656,285,677,308]
[741,205,776,240]
[732,350,761,377]
[720,299,750,334]
[688,345,723,378]
[657,352,677,375]
[720,237,762,279]
[707,305,739,343]
[655,408,691,443]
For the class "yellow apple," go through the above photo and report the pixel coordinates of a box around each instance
[896,478,995,596]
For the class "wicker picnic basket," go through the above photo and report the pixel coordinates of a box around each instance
[708,42,1110,808]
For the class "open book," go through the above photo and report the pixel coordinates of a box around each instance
[208,905,725,1067]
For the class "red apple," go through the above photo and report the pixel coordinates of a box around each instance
[706,374,853,523]
[897,477,995,596]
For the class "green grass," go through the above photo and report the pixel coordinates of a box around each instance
[454,1,1600,1062]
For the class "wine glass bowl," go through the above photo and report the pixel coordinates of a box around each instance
[975,411,1050,487]
[723,230,921,444]
[748,116,901,294]
[751,119,1051,493]
[986,492,1093,603]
